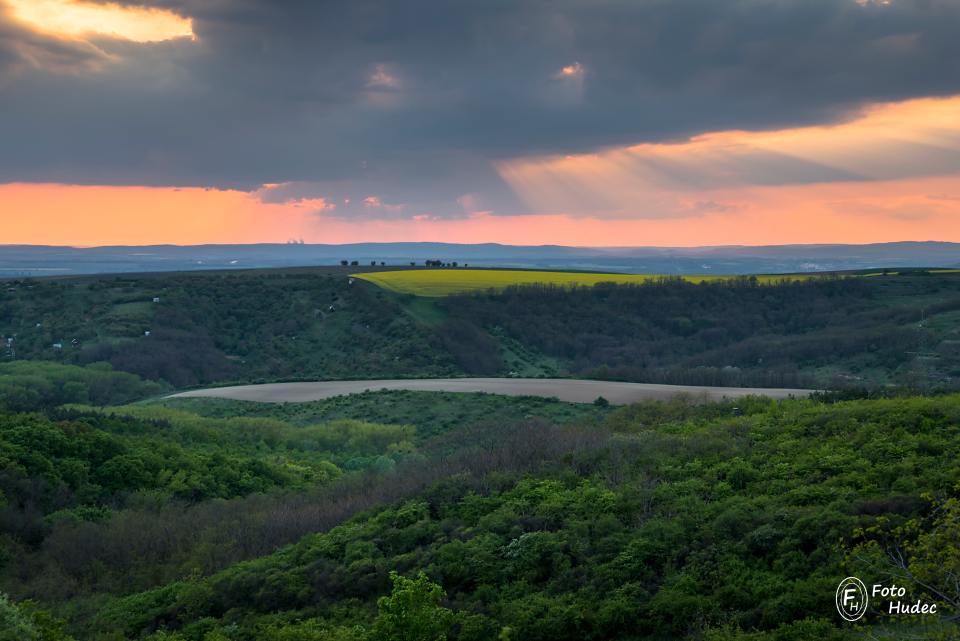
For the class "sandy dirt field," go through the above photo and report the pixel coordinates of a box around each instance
[170,378,814,405]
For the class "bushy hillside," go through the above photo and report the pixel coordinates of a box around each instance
[0,269,459,387]
[157,390,607,440]
[4,268,960,390]
[0,405,427,596]
[0,379,605,605]
[3,392,959,640]
[441,272,960,389]
[0,361,166,411]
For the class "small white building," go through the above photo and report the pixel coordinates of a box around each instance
[153,297,161,303]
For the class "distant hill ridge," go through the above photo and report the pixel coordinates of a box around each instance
[1,240,958,276]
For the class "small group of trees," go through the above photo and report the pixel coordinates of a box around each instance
[424,260,465,267]
[337,259,466,267]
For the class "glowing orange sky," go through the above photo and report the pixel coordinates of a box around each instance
[2,175,959,247]
[3,95,960,247]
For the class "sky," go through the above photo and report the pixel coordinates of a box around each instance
[1,0,960,247]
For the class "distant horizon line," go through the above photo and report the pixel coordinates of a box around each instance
[0,239,955,251]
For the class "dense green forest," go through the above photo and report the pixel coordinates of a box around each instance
[0,268,458,387]
[3,268,960,640]
[2,377,959,639]
[4,268,960,389]
[440,273,960,389]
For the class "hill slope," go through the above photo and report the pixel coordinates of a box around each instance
[0,268,459,387]
[3,268,960,389]
[7,392,957,641]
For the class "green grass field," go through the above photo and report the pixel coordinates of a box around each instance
[354,268,818,296]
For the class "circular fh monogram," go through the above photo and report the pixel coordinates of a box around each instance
[836,576,869,621]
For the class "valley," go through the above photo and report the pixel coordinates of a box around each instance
[1,266,959,641]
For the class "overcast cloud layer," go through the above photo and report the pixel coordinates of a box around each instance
[1,0,959,219]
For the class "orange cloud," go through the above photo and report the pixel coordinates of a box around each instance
[6,0,194,43]
[496,95,960,219]
[555,62,584,79]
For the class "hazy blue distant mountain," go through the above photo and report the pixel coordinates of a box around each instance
[1,241,958,277]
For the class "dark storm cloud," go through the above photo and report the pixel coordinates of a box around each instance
[1,0,959,217]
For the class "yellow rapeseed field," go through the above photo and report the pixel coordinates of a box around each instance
[353,269,818,297]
